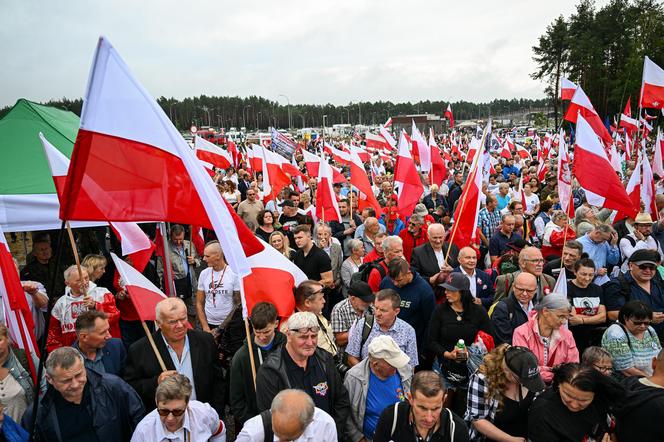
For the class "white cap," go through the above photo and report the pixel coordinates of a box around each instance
[368,335,410,369]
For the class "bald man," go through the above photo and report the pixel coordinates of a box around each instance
[491,272,537,345]
[452,247,494,309]
[236,389,338,441]
[410,223,459,287]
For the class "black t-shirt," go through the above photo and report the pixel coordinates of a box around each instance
[567,281,605,316]
[55,383,99,442]
[293,244,332,281]
[278,213,312,249]
[282,347,331,414]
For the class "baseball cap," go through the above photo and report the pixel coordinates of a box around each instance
[505,346,546,392]
[367,335,410,369]
[441,272,470,292]
[279,200,295,208]
[348,281,375,303]
[629,249,661,266]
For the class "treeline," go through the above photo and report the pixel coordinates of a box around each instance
[532,0,664,126]
[0,95,548,131]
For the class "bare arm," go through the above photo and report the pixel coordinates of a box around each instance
[196,290,211,333]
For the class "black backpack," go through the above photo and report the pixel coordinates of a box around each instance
[260,410,273,442]
[351,258,386,285]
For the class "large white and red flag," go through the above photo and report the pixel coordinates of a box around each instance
[383,117,393,128]
[561,77,578,101]
[316,156,341,222]
[39,133,156,272]
[641,56,664,109]
[323,143,351,165]
[348,145,382,214]
[394,131,424,217]
[619,97,638,135]
[608,142,622,175]
[365,132,392,152]
[111,252,166,321]
[255,144,292,203]
[194,135,232,169]
[0,225,39,383]
[641,150,658,216]
[301,149,345,183]
[653,128,664,177]
[450,136,485,250]
[564,85,613,146]
[444,104,455,128]
[411,120,431,173]
[557,129,574,217]
[428,128,447,187]
[573,113,637,218]
[615,156,641,222]
[59,37,255,276]
[379,126,397,150]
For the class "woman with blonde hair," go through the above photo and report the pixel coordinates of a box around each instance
[82,253,107,283]
[269,231,294,261]
[465,344,545,441]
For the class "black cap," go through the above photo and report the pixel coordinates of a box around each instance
[505,346,546,392]
[279,200,295,208]
[629,249,661,265]
[348,281,375,303]
[441,272,470,292]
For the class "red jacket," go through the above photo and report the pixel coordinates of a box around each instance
[399,227,429,263]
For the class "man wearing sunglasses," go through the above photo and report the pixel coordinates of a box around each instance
[605,249,664,340]
[256,312,351,440]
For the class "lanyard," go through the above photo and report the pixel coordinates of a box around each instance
[211,266,227,308]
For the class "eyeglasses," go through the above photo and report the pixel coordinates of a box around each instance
[592,364,613,373]
[290,326,320,335]
[630,320,652,326]
[157,407,187,417]
[513,286,537,294]
[637,264,657,271]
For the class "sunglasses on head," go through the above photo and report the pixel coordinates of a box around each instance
[157,407,186,417]
[290,326,320,335]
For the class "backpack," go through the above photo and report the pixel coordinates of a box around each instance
[260,410,273,442]
[351,258,386,285]
[488,296,517,320]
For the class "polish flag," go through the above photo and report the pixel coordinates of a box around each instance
[394,131,424,217]
[653,128,664,177]
[608,143,623,175]
[564,85,613,146]
[324,143,351,165]
[349,143,370,162]
[561,77,578,101]
[624,133,632,161]
[194,135,232,169]
[444,104,455,128]
[111,252,166,321]
[291,155,306,193]
[619,97,638,135]
[500,138,513,160]
[642,152,658,216]
[411,120,431,173]
[316,157,341,222]
[449,141,484,249]
[191,226,206,256]
[640,56,664,109]
[348,145,382,214]
[428,128,447,187]
[639,116,653,138]
[59,37,255,276]
[383,117,393,128]
[366,132,392,151]
[227,140,240,168]
[39,133,156,273]
[301,149,345,183]
[557,129,574,218]
[515,143,532,160]
[0,224,39,383]
[573,113,637,218]
[256,144,292,203]
[379,126,397,150]
[615,156,641,222]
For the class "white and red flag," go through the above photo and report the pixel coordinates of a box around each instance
[379,126,397,150]
[564,85,613,146]
[640,56,664,109]
[348,145,382,214]
[255,144,292,203]
[557,129,574,218]
[653,128,664,177]
[315,156,341,222]
[619,97,638,135]
[59,37,255,276]
[573,113,637,219]
[0,225,39,383]
[561,77,578,101]
[111,252,166,321]
[301,149,345,183]
[428,128,447,187]
[366,132,392,152]
[394,131,424,217]
[515,143,532,160]
[324,143,351,165]
[642,150,658,216]
[608,142,623,175]
[444,104,455,128]
[194,135,232,169]
[615,156,641,222]
[383,117,393,128]
[411,120,431,173]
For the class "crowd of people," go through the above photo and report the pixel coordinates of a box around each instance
[5,133,664,442]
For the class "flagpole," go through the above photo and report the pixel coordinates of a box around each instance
[29,221,66,440]
[160,222,176,297]
[65,221,83,281]
[559,192,573,270]
[142,320,167,372]
[244,317,257,389]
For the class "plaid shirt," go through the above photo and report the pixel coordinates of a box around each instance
[477,207,501,241]
[465,372,497,441]
[331,298,363,334]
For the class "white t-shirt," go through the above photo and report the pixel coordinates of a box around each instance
[197,266,240,326]
[523,193,539,214]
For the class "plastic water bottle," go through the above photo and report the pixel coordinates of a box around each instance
[456,339,467,361]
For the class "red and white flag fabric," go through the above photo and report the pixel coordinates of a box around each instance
[379,126,397,150]
[564,85,613,146]
[0,225,39,383]
[500,136,513,159]
[383,117,393,128]
[394,131,424,217]
[191,226,206,256]
[444,104,455,128]
[561,77,578,101]
[194,135,232,169]
[301,149,345,183]
[557,130,574,218]
[608,142,623,175]
[316,157,341,222]
[642,151,658,216]
[411,121,431,172]
[255,144,292,203]
[653,128,664,177]
[428,128,447,187]
[641,56,664,109]
[615,156,641,222]
[573,113,637,218]
[553,267,568,296]
[366,132,392,152]
[449,141,484,250]
[59,37,254,276]
[515,143,532,160]
[348,145,382,214]
[111,252,166,321]
[324,143,351,165]
[619,97,638,135]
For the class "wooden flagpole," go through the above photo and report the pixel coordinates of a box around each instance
[244,316,257,389]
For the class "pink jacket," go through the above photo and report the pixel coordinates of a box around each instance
[512,312,579,383]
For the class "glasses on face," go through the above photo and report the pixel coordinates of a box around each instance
[630,319,652,326]
[637,264,657,271]
[157,407,187,417]
[513,286,537,294]
[592,364,613,374]
[165,317,188,327]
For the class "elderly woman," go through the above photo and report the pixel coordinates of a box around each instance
[255,210,277,242]
[581,346,614,376]
[82,254,107,283]
[340,239,365,297]
[601,300,662,377]
[512,293,580,383]
[541,211,576,259]
[269,231,294,261]
[465,345,545,442]
[574,205,606,237]
[131,373,226,441]
[0,325,44,423]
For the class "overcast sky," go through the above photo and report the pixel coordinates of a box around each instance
[1,1,603,108]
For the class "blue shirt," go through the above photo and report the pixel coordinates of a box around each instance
[496,194,511,211]
[162,334,198,400]
[363,371,404,439]
[577,234,620,268]
[489,230,522,257]
[502,165,520,179]
[346,317,419,366]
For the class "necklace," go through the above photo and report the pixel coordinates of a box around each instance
[452,305,463,322]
